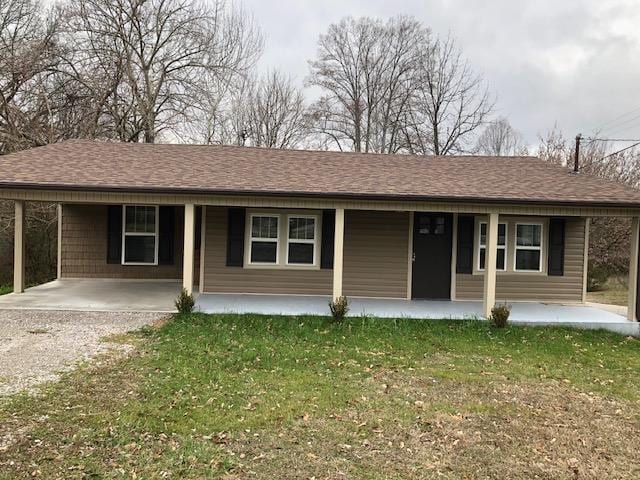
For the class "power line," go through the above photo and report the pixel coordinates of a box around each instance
[600,141,640,161]
[591,105,640,133]
[585,137,640,142]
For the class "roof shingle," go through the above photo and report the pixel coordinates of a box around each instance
[1,139,640,207]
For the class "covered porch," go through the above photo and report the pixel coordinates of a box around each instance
[0,279,637,336]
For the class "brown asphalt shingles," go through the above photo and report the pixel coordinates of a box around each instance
[1,139,640,206]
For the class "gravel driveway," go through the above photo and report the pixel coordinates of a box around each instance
[0,310,163,396]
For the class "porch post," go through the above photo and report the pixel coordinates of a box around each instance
[14,200,25,294]
[57,203,62,279]
[332,207,345,301]
[482,212,499,318]
[183,203,196,295]
[627,216,639,321]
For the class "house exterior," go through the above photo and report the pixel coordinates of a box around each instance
[2,139,640,320]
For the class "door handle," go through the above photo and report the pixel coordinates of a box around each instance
[412,252,416,262]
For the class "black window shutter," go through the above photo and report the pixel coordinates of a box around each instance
[107,205,122,264]
[226,208,246,267]
[456,215,474,274]
[548,218,566,276]
[321,209,335,269]
[158,206,175,265]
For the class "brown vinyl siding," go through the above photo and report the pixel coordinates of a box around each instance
[456,216,586,302]
[343,210,409,298]
[202,206,332,295]
[60,204,183,279]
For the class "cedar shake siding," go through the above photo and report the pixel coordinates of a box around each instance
[202,206,332,295]
[456,216,586,302]
[202,208,409,297]
[343,210,409,298]
[60,204,183,279]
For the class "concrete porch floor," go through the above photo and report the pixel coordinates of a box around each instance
[0,279,637,336]
[0,279,181,312]
[195,293,640,336]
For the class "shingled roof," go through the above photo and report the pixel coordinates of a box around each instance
[1,139,640,207]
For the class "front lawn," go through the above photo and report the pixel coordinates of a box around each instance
[1,314,639,479]
[0,284,11,296]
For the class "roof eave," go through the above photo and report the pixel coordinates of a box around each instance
[1,182,639,210]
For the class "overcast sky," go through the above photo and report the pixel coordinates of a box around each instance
[243,0,640,149]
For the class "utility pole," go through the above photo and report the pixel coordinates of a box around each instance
[574,133,582,173]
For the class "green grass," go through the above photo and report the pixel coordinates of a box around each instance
[0,284,11,295]
[1,314,639,479]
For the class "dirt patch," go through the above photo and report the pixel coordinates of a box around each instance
[0,310,164,396]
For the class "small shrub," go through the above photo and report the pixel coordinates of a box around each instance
[329,296,349,322]
[175,288,195,314]
[489,303,511,328]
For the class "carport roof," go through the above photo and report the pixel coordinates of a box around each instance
[1,139,640,207]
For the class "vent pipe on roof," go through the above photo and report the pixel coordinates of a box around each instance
[573,133,582,174]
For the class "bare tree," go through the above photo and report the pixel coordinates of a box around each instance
[403,35,494,155]
[64,0,263,143]
[476,117,526,155]
[0,0,71,153]
[245,71,307,148]
[306,16,424,153]
[537,126,640,281]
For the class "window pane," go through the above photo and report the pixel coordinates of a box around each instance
[288,243,314,264]
[124,235,156,263]
[516,250,541,270]
[418,216,431,234]
[434,217,445,235]
[480,248,505,270]
[498,224,506,246]
[497,248,505,270]
[480,223,506,246]
[517,224,541,247]
[250,241,277,263]
[289,217,315,240]
[125,206,156,233]
[252,216,278,239]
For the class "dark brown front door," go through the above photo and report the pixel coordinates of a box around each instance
[411,212,453,299]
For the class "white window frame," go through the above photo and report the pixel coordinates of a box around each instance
[477,221,507,272]
[121,205,159,266]
[514,222,544,272]
[285,214,319,266]
[248,213,280,266]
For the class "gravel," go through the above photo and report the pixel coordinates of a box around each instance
[0,310,164,396]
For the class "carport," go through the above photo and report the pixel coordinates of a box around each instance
[0,279,180,312]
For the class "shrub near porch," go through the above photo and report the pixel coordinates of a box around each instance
[1,314,639,479]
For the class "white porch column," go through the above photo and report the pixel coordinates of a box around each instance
[627,217,639,321]
[57,203,62,279]
[14,200,25,293]
[332,207,345,301]
[482,212,499,318]
[182,203,196,295]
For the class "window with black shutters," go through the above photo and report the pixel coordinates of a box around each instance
[122,205,158,265]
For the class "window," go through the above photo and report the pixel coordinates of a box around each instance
[515,223,543,271]
[478,222,507,271]
[122,205,158,265]
[249,215,279,264]
[418,215,446,235]
[287,216,317,265]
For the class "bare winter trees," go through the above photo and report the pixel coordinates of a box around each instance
[307,16,422,153]
[476,117,526,156]
[307,16,493,154]
[64,0,263,143]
